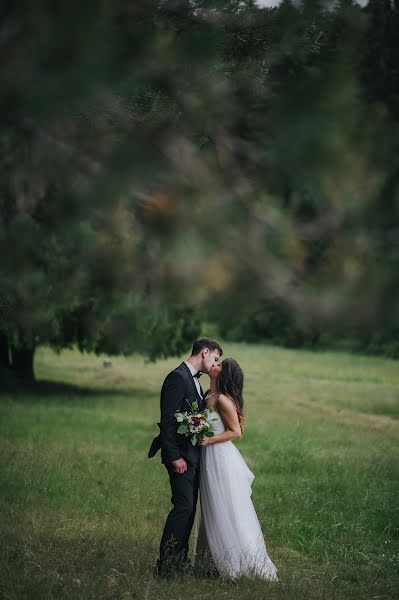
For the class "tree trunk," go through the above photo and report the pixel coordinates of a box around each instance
[10,345,35,382]
[0,332,10,369]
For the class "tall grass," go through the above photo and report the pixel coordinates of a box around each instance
[1,343,398,599]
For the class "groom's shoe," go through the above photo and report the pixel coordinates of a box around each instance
[154,560,167,579]
[154,560,168,578]
[155,555,192,579]
[154,559,176,579]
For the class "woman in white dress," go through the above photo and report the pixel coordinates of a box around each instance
[196,358,278,581]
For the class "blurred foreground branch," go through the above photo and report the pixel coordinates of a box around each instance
[1,0,399,380]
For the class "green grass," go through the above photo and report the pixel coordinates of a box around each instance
[1,343,398,599]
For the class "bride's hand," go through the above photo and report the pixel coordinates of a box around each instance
[198,436,211,446]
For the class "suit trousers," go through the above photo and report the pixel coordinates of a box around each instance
[159,461,200,571]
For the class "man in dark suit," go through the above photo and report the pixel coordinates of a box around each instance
[148,337,223,575]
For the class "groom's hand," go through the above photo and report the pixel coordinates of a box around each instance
[171,458,187,474]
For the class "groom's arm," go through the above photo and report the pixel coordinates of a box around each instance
[160,371,185,464]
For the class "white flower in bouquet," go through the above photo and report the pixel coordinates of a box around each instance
[175,401,218,446]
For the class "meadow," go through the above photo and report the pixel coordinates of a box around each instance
[0,343,398,600]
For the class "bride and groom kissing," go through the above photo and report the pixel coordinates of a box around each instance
[148,337,278,581]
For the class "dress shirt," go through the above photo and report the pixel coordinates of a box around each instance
[184,361,203,399]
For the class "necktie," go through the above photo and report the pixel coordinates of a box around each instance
[194,371,202,379]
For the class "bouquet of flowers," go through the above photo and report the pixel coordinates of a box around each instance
[175,400,218,446]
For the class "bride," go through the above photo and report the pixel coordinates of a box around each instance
[195,358,278,581]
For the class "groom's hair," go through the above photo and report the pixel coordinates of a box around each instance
[191,337,223,357]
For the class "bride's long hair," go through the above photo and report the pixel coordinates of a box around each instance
[217,358,244,431]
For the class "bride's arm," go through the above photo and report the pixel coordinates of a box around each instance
[199,394,241,446]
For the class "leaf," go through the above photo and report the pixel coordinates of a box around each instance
[175,413,184,422]
[177,424,189,434]
[191,434,197,446]
[192,401,199,411]
[204,431,214,437]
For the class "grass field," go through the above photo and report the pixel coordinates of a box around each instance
[1,343,398,599]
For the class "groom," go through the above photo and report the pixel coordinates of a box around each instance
[148,337,223,575]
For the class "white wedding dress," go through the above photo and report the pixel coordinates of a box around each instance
[194,410,278,581]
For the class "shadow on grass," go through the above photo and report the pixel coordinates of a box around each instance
[0,378,154,402]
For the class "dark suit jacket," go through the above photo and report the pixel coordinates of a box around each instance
[148,362,204,465]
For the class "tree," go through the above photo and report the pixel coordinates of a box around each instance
[1,0,398,384]
[0,1,205,381]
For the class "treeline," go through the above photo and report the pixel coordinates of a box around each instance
[217,298,399,358]
[1,0,398,382]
